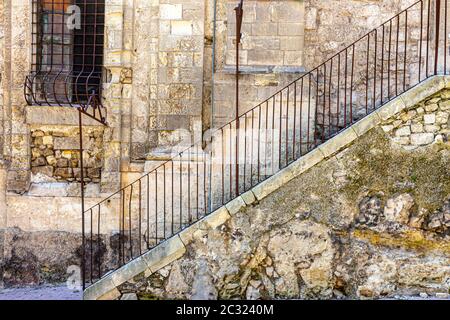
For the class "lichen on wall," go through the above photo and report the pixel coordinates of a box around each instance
[115,88,450,300]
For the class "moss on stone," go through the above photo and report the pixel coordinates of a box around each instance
[353,229,450,254]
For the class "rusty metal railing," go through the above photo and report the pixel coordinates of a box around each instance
[82,0,449,289]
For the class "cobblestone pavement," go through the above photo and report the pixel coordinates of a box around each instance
[0,284,82,300]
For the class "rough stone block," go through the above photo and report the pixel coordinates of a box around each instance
[178,220,203,245]
[121,293,138,300]
[411,133,434,145]
[142,236,186,273]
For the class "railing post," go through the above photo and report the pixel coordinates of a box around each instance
[78,108,86,290]
[235,0,244,196]
[435,0,442,75]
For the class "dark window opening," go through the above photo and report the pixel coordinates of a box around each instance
[25,0,105,108]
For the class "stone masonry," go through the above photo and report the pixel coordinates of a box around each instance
[0,0,446,290]
[100,79,450,300]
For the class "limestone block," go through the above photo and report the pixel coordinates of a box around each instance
[424,114,436,124]
[241,190,257,206]
[171,21,193,36]
[160,4,182,20]
[352,111,381,136]
[98,288,121,301]
[252,169,294,201]
[401,76,446,109]
[142,236,186,273]
[121,293,138,300]
[411,133,434,145]
[288,148,325,178]
[225,196,246,215]
[111,255,149,287]
[83,274,116,300]
[318,127,358,158]
[203,207,231,229]
[377,98,407,121]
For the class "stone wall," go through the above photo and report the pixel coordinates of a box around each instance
[30,127,104,184]
[0,0,445,289]
[225,0,305,68]
[110,86,450,300]
[384,90,450,149]
[0,0,4,158]
[302,0,418,69]
[207,0,419,128]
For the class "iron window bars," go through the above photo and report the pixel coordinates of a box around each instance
[25,0,107,124]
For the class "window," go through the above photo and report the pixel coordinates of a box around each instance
[25,0,105,108]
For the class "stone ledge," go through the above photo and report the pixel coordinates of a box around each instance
[27,106,103,126]
[84,235,186,300]
[178,207,231,245]
[142,236,186,274]
[352,111,382,137]
[83,273,116,300]
[225,196,246,215]
[318,127,358,158]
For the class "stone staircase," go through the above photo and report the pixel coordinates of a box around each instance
[82,0,450,299]
[84,75,450,299]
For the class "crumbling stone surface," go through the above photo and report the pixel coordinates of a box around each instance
[30,127,104,184]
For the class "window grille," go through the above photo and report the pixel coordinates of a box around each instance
[25,0,106,121]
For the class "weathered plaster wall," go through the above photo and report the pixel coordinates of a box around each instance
[112,88,450,300]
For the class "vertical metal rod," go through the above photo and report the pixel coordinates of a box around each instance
[381,24,385,104]
[78,109,86,289]
[435,0,442,75]
[396,15,400,96]
[427,0,431,77]
[258,106,262,181]
[374,29,378,110]
[445,0,448,74]
[337,54,341,129]
[350,44,355,123]
[286,87,290,164]
[404,11,408,91]
[419,1,424,81]
[293,82,297,157]
[366,34,370,114]
[235,1,244,197]
[388,20,392,100]
[243,113,247,191]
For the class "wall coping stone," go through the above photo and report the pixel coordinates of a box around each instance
[84,75,450,300]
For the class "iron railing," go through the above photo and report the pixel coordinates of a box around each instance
[82,0,449,288]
